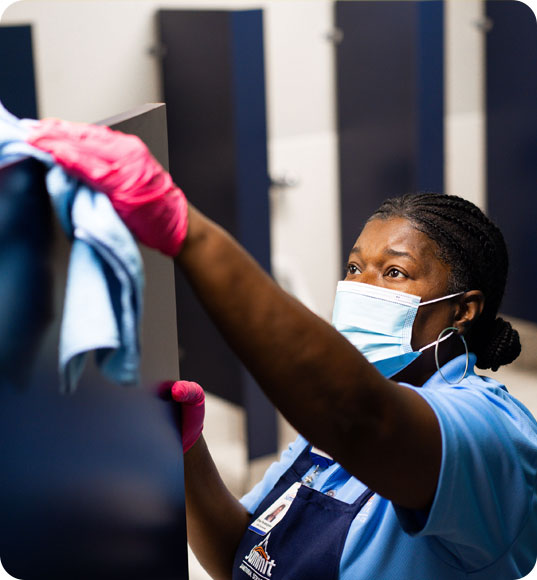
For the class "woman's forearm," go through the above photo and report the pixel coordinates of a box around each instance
[176,206,385,454]
[184,436,251,579]
[176,207,441,511]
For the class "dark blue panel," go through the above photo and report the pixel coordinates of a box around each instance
[0,25,38,118]
[159,10,277,459]
[417,1,444,193]
[1,371,188,580]
[336,1,419,255]
[231,10,271,274]
[0,159,188,579]
[0,159,52,385]
[486,1,537,323]
[159,10,242,405]
[231,10,276,460]
[336,1,445,259]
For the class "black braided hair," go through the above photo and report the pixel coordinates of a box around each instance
[369,193,521,371]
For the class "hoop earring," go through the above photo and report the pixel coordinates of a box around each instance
[434,326,469,385]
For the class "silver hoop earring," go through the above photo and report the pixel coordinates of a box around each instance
[434,326,469,385]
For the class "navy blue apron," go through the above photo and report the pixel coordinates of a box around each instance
[232,445,373,580]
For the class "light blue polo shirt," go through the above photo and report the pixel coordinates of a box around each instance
[240,354,537,579]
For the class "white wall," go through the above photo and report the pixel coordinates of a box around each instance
[264,1,340,320]
[444,0,486,210]
[2,0,491,319]
[3,1,160,122]
[2,0,341,321]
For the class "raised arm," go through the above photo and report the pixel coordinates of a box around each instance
[176,207,441,510]
[28,120,441,510]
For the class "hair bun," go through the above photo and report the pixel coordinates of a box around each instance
[478,317,521,371]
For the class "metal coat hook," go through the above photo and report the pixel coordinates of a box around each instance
[270,174,300,190]
[324,28,344,44]
[473,17,494,33]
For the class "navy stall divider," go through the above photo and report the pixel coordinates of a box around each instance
[486,0,537,324]
[157,9,277,460]
[417,1,444,193]
[335,0,444,257]
[0,25,38,118]
[0,105,189,579]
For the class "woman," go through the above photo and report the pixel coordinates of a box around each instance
[28,120,537,579]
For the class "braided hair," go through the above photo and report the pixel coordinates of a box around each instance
[370,193,521,371]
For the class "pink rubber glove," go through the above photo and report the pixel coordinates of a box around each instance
[160,380,205,453]
[27,118,188,256]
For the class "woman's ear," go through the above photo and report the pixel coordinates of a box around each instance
[455,290,485,333]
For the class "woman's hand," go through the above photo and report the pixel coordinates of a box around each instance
[160,379,250,579]
[27,118,188,256]
[159,380,205,453]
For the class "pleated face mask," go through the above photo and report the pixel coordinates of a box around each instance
[331,281,463,378]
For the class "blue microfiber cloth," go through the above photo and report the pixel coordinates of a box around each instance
[0,103,144,393]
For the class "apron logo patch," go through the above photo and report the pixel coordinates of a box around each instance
[239,532,277,579]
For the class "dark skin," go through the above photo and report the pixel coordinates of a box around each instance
[348,218,484,386]
[176,209,484,579]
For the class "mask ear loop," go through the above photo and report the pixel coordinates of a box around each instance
[434,326,469,385]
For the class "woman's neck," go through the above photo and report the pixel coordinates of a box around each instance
[391,340,465,387]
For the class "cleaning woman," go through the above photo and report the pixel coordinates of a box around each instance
[28,119,537,580]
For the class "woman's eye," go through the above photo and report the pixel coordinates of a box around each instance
[346,264,359,275]
[386,268,405,278]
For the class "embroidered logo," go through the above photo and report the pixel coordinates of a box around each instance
[239,533,277,579]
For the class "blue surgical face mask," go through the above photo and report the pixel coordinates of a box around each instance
[331,281,463,378]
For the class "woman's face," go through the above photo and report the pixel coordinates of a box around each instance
[344,217,464,380]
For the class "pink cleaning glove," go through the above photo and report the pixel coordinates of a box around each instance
[27,118,188,256]
[160,380,205,453]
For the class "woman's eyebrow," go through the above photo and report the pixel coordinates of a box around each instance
[383,248,418,263]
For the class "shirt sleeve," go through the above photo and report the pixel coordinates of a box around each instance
[239,435,308,514]
[394,379,537,571]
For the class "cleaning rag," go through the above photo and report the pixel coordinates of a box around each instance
[0,102,144,393]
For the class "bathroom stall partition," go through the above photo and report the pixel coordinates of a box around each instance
[335,0,444,256]
[158,9,278,461]
[486,0,537,325]
[0,101,189,579]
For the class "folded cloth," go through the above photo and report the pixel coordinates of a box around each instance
[0,103,144,393]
